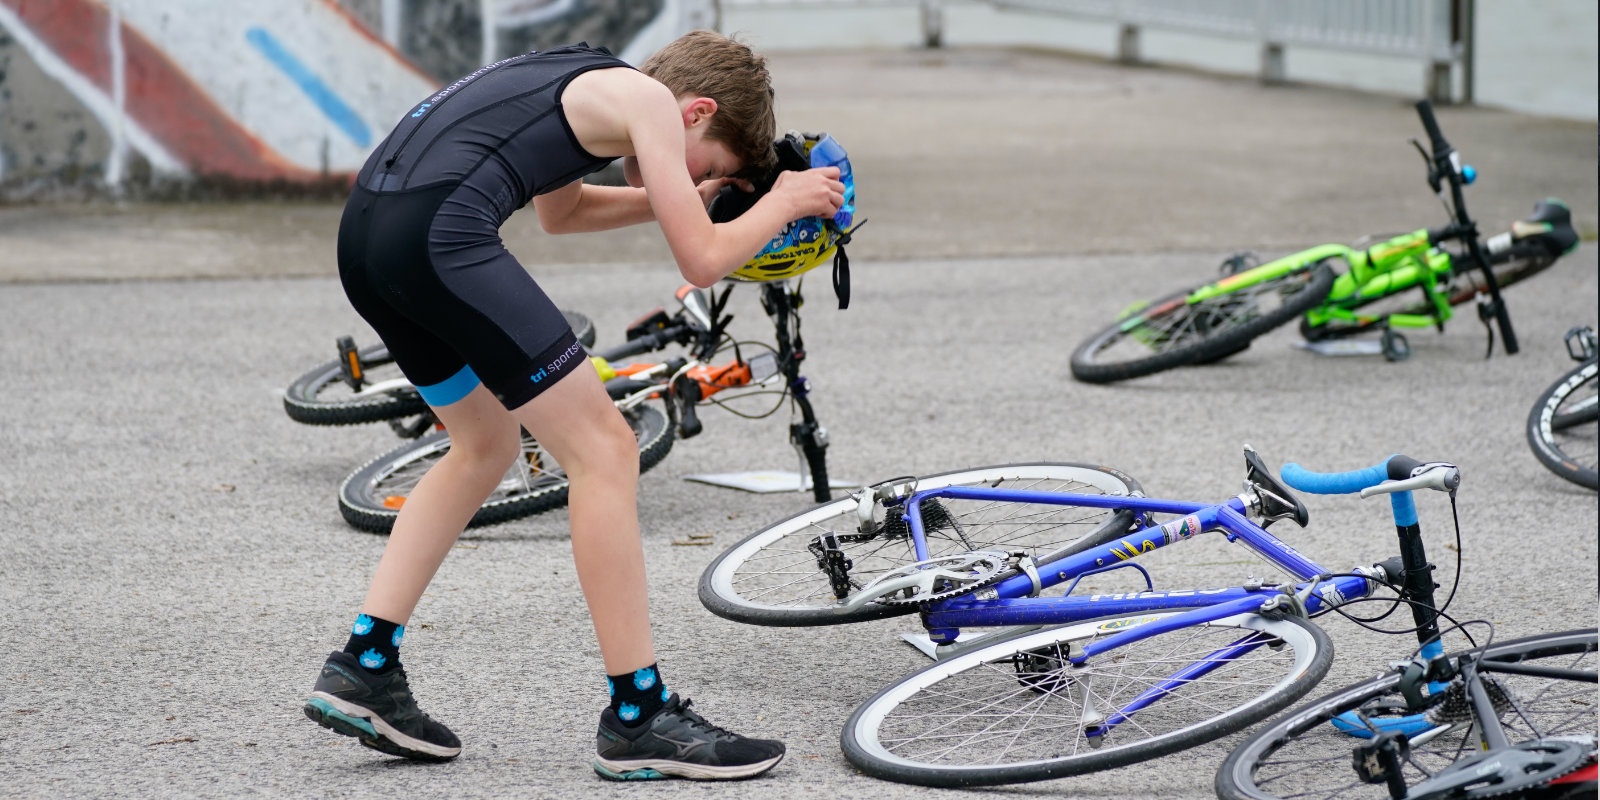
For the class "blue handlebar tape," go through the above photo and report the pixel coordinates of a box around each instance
[1282,456,1416,527]
[1280,461,1391,494]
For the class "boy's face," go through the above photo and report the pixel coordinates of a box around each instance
[685,134,740,184]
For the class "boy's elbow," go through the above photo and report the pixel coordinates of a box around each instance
[678,259,723,289]
[539,214,570,235]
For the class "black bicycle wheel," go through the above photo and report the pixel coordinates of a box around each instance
[284,342,427,425]
[1071,261,1336,384]
[1300,253,1558,341]
[1217,628,1598,800]
[283,310,596,426]
[338,400,672,533]
[843,612,1334,787]
[1527,359,1599,491]
[699,463,1144,626]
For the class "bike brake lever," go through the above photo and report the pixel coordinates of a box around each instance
[1358,465,1461,499]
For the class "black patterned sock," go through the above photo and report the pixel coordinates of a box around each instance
[607,663,668,727]
[342,613,404,673]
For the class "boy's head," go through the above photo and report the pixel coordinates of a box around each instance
[642,31,776,178]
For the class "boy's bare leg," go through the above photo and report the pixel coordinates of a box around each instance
[361,385,522,624]
[510,367,655,674]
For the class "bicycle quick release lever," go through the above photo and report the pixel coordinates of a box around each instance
[1358,463,1460,499]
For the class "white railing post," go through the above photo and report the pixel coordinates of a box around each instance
[1424,0,1454,103]
[481,0,497,66]
[921,0,943,48]
[1258,0,1284,84]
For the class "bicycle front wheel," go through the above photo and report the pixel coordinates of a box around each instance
[843,611,1333,787]
[699,463,1143,627]
[1527,359,1599,490]
[1216,628,1598,800]
[338,400,672,533]
[1071,261,1337,384]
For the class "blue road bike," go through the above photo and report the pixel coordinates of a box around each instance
[700,447,1595,788]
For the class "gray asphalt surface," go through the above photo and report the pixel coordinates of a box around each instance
[2,48,1597,800]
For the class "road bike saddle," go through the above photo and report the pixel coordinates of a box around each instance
[1243,445,1309,528]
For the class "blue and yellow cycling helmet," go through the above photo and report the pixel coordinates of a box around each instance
[708,132,860,307]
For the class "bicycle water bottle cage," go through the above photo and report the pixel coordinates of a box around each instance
[1242,445,1309,528]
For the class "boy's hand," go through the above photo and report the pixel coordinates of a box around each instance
[772,167,846,221]
[697,177,753,209]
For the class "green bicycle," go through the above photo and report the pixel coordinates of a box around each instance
[1071,100,1579,383]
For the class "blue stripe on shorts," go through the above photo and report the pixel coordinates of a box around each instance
[415,364,481,407]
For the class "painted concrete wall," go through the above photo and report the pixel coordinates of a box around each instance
[0,0,705,198]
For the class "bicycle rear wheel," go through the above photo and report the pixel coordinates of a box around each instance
[338,400,671,532]
[1216,628,1598,800]
[698,463,1143,626]
[282,310,597,426]
[842,611,1333,787]
[1527,359,1599,490]
[1071,261,1336,384]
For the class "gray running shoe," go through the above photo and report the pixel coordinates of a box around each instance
[593,694,784,780]
[303,651,460,761]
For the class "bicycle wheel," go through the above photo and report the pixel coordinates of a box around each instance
[284,342,426,425]
[1071,261,1337,384]
[1217,628,1598,800]
[282,310,596,426]
[842,611,1333,787]
[1527,359,1599,491]
[338,400,671,533]
[1300,253,1559,341]
[698,463,1144,626]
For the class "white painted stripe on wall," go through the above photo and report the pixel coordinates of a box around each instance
[0,1,187,175]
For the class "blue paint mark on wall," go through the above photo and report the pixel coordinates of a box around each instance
[245,27,371,147]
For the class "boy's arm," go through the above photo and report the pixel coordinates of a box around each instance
[532,183,654,234]
[532,178,745,235]
[625,84,841,287]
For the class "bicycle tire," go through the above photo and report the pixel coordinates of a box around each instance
[1071,261,1336,384]
[1300,253,1558,341]
[283,310,597,426]
[1527,358,1599,491]
[842,611,1333,787]
[1216,628,1598,800]
[337,400,672,533]
[698,463,1144,627]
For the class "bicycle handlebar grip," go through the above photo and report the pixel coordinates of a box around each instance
[1282,454,1423,494]
[1414,100,1451,157]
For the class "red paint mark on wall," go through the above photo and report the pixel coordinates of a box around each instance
[3,0,324,181]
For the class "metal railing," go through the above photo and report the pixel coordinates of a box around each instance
[717,0,1470,101]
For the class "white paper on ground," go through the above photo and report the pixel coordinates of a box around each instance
[684,470,859,493]
[1293,338,1385,357]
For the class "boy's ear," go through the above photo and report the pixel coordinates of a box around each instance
[682,96,719,129]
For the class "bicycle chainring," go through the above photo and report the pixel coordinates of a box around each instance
[858,550,1011,607]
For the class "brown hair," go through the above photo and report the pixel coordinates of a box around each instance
[641,30,776,176]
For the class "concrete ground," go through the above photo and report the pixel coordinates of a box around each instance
[1,48,1596,800]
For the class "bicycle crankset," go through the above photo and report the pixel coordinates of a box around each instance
[1402,738,1595,800]
[836,550,1012,611]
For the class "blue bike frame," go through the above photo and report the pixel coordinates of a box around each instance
[885,484,1395,741]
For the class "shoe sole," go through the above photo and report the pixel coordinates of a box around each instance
[303,692,460,761]
[592,753,784,781]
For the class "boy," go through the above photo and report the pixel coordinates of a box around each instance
[302,31,845,781]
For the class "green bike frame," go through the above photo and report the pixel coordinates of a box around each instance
[1164,230,1455,334]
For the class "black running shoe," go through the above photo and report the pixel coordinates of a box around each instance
[303,651,460,761]
[593,693,784,780]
